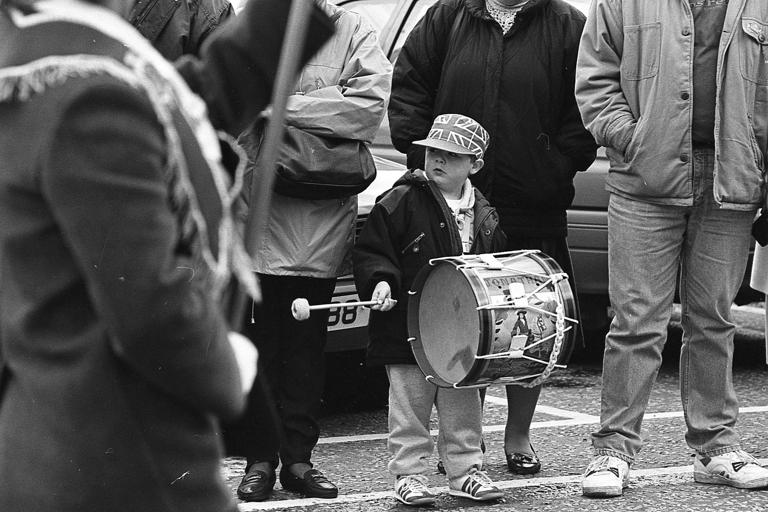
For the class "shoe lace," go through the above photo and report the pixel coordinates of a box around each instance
[733,450,760,465]
[399,475,429,494]
[587,455,617,473]
[468,468,494,487]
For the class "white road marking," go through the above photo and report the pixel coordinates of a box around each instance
[316,405,768,445]
[733,304,764,315]
[237,458,768,511]
[483,394,598,419]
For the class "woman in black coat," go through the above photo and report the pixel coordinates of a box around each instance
[389,0,598,475]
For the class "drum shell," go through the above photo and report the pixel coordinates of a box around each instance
[408,251,576,388]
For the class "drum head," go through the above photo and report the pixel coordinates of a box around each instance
[408,262,481,387]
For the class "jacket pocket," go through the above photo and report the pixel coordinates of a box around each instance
[401,232,425,255]
[621,23,661,81]
[740,18,768,85]
[623,115,646,163]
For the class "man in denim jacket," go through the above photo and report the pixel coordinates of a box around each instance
[130,0,233,60]
[575,0,768,498]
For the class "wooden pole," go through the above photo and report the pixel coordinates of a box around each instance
[227,0,315,330]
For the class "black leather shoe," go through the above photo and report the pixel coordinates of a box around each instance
[280,467,338,499]
[505,446,541,475]
[237,466,276,502]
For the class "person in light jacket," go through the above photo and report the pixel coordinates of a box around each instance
[575,0,768,498]
[230,0,392,502]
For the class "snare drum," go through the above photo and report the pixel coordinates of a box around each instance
[407,251,577,388]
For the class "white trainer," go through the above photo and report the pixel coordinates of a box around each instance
[449,467,503,501]
[694,450,768,489]
[394,474,436,506]
[581,455,630,497]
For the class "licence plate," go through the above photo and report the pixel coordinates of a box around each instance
[326,293,370,331]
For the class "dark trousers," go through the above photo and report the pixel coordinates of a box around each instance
[227,274,336,470]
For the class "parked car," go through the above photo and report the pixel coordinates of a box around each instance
[324,0,758,359]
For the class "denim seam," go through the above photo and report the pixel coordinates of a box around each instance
[698,444,742,458]
[594,449,633,465]
[679,260,691,438]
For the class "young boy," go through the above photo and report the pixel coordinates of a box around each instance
[353,114,506,506]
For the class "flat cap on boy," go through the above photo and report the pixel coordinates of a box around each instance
[413,113,490,159]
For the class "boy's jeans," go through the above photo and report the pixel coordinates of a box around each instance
[386,364,484,485]
[593,149,756,463]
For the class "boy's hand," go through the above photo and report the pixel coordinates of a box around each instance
[371,281,397,311]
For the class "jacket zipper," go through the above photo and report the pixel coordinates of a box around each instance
[402,232,425,254]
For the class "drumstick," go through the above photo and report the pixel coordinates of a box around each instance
[291,297,383,321]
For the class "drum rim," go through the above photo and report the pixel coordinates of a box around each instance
[407,258,491,388]
[408,261,451,387]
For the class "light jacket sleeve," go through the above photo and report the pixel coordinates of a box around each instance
[41,83,245,421]
[284,14,392,143]
[574,0,637,154]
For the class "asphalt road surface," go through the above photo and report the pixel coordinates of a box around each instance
[222,303,768,511]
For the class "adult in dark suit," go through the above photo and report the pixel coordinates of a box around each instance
[0,1,332,511]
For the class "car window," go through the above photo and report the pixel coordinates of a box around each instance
[338,0,589,62]
[568,0,591,13]
[390,0,437,62]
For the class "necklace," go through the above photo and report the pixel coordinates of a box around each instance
[485,0,528,34]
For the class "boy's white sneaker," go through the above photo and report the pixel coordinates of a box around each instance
[693,450,768,489]
[449,467,503,501]
[581,455,630,497]
[394,474,436,506]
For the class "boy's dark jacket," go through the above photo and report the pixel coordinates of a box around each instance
[353,169,506,366]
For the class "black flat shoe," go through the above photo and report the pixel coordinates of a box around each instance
[279,468,338,499]
[505,446,541,475]
[237,466,276,502]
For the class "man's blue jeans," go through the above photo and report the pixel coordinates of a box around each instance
[593,149,756,463]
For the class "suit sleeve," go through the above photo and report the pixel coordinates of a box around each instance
[285,15,392,143]
[41,82,244,421]
[388,3,453,169]
[574,0,637,153]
